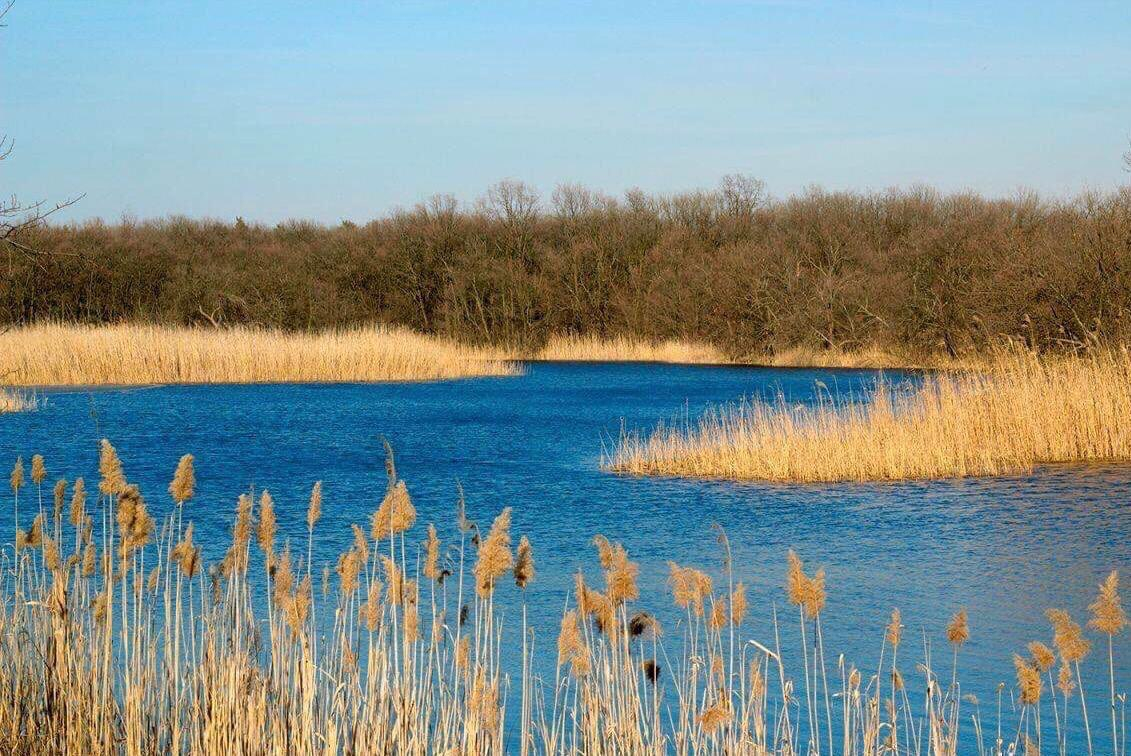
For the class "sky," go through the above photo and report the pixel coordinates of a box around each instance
[3,1,1130,224]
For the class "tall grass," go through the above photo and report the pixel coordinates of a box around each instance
[533,335,726,364]
[609,349,1131,482]
[0,323,518,386]
[1,445,1125,754]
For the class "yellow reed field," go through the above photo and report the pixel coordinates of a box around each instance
[609,349,1131,482]
[0,323,519,386]
[534,334,727,364]
[1,445,1125,754]
[0,389,36,413]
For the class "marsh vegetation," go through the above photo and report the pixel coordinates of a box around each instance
[610,349,1131,482]
[0,323,516,386]
[1,446,1125,754]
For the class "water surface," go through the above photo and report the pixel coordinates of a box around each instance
[2,362,1127,751]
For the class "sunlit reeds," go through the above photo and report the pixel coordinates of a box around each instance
[0,322,518,386]
[1,446,1124,754]
[534,334,726,364]
[609,349,1131,482]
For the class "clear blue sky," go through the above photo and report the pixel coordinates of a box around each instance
[4,1,1130,223]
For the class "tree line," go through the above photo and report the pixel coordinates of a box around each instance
[5,177,1131,360]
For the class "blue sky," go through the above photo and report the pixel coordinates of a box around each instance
[4,1,1130,223]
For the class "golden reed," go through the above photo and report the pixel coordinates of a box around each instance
[0,322,518,386]
[609,349,1131,482]
[0,446,1124,754]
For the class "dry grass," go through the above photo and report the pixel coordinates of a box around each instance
[1,445,1122,754]
[759,344,979,370]
[534,334,727,364]
[0,389,36,413]
[0,323,519,386]
[609,349,1131,482]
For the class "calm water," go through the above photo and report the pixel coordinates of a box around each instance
[2,361,1128,752]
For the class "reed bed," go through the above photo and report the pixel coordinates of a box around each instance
[609,350,1131,482]
[0,323,519,386]
[1,445,1126,754]
[534,335,727,364]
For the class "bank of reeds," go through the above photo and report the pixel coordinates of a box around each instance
[533,335,726,364]
[1,445,1125,754]
[0,323,518,386]
[609,349,1131,482]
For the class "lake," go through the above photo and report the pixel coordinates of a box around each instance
[2,360,1127,752]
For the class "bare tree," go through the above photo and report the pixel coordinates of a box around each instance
[718,173,766,218]
[481,179,539,226]
[0,2,82,267]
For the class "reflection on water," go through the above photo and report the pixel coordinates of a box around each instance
[1,362,1127,751]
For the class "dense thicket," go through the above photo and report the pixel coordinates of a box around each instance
[6,178,1131,359]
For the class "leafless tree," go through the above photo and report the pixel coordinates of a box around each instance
[481,179,539,226]
[1,2,82,267]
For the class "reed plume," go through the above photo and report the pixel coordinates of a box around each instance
[257,490,277,556]
[30,454,46,486]
[98,440,125,496]
[423,524,442,581]
[1014,654,1043,704]
[514,535,534,589]
[947,608,969,645]
[474,508,513,599]
[306,481,322,530]
[169,454,195,504]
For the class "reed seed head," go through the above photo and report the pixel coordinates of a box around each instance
[474,507,513,599]
[514,535,534,589]
[52,478,66,520]
[1013,653,1043,704]
[306,480,322,530]
[1028,641,1055,672]
[371,480,416,540]
[257,489,277,556]
[785,550,825,617]
[43,536,60,572]
[342,525,365,566]
[1046,608,1090,662]
[10,457,24,493]
[362,578,383,631]
[169,454,195,504]
[593,536,638,605]
[1088,569,1127,636]
[27,513,44,548]
[69,477,87,526]
[668,561,713,615]
[887,609,903,650]
[557,609,590,676]
[423,524,442,581]
[336,548,362,596]
[731,582,747,626]
[30,454,46,485]
[1056,659,1075,696]
[98,440,125,496]
[946,608,969,646]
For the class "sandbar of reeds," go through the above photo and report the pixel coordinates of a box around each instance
[0,322,519,385]
[608,349,1131,482]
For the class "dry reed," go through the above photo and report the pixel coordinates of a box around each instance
[0,322,518,386]
[0,447,1123,755]
[609,349,1131,482]
[533,334,726,364]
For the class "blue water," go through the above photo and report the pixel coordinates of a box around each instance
[2,361,1128,752]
